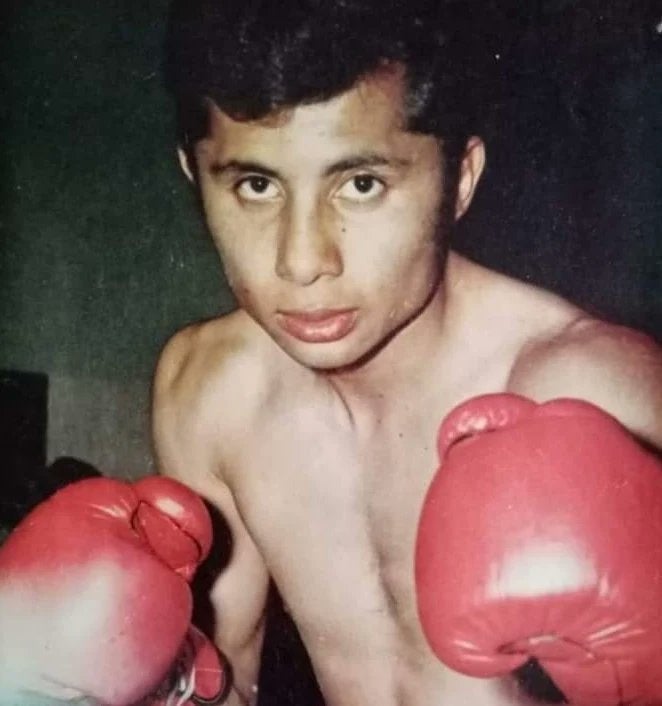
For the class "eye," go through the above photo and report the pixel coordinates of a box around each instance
[336,174,386,202]
[236,175,280,202]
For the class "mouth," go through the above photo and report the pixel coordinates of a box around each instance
[276,308,358,344]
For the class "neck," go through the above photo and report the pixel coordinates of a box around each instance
[322,252,466,416]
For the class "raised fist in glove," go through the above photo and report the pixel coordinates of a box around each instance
[415,393,662,706]
[0,474,228,705]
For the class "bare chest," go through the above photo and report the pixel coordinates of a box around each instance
[229,404,540,705]
[232,406,443,665]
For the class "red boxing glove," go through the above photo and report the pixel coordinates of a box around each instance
[0,474,225,705]
[415,393,662,706]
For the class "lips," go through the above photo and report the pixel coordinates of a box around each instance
[276,308,358,343]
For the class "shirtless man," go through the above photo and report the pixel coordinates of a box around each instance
[152,1,662,705]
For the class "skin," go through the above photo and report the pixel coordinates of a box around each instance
[153,68,662,705]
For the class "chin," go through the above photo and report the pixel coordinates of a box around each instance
[268,329,369,372]
[287,341,365,372]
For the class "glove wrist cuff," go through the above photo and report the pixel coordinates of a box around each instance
[151,627,232,705]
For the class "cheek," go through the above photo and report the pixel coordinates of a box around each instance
[346,206,441,287]
[204,204,275,290]
[213,238,285,320]
[216,248,269,304]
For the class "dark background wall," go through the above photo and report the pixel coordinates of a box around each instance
[460,1,662,338]
[1,0,660,478]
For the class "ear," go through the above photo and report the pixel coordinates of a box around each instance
[454,136,486,220]
[177,146,196,184]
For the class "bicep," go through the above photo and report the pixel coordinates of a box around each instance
[151,350,270,691]
[154,404,269,649]
[203,479,270,652]
[183,474,270,700]
[156,442,270,695]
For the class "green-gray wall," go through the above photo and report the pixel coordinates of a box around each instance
[2,0,233,476]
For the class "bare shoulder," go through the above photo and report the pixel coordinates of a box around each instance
[152,309,285,485]
[457,258,662,444]
[509,314,662,445]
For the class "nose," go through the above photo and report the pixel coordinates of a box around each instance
[275,198,343,286]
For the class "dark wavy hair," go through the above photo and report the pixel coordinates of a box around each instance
[165,0,496,197]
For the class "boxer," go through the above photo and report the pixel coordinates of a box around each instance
[153,1,662,704]
[0,475,229,705]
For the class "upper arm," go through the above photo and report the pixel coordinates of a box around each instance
[151,327,270,692]
[179,472,270,700]
[508,319,662,448]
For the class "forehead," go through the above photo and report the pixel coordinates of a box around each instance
[197,68,431,167]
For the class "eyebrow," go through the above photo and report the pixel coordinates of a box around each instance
[321,153,411,176]
[209,160,280,179]
[209,152,411,180]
